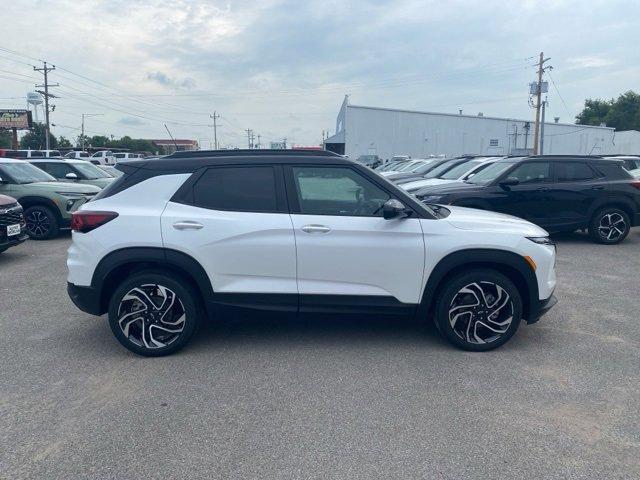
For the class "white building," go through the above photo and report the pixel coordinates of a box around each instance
[324,96,626,159]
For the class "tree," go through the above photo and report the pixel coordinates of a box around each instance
[20,123,57,149]
[88,135,110,147]
[58,136,72,148]
[75,134,90,148]
[0,129,11,148]
[576,91,640,131]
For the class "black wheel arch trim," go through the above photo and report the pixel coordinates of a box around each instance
[16,196,62,220]
[89,247,214,316]
[418,248,540,322]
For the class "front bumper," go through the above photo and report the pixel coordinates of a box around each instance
[67,282,104,316]
[526,294,557,324]
[0,232,29,250]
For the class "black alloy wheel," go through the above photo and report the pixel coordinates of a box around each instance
[24,205,59,240]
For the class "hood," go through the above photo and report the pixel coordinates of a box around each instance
[445,205,548,236]
[413,181,484,196]
[27,181,101,194]
[85,177,115,188]
[0,194,17,206]
[402,178,455,191]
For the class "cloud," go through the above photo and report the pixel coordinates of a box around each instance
[146,71,196,90]
[118,116,147,126]
[1,0,638,145]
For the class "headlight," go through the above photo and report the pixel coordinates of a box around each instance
[527,236,555,246]
[420,195,444,203]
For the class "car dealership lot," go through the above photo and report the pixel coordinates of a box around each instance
[1,235,639,479]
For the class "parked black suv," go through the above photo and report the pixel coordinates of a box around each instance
[412,155,640,244]
[0,194,27,253]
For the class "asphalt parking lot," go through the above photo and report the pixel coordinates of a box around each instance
[1,232,639,479]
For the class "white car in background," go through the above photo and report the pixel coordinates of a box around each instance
[64,151,91,159]
[90,150,116,165]
[628,168,640,179]
[401,157,504,192]
[113,152,144,161]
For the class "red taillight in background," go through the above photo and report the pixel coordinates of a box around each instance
[630,180,640,191]
[71,211,119,233]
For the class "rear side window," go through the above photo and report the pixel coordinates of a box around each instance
[556,162,597,182]
[192,166,278,212]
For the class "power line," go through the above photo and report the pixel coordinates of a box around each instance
[547,70,572,117]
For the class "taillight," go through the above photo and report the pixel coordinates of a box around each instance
[71,211,118,233]
[631,181,640,190]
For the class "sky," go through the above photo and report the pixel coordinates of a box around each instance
[0,0,638,148]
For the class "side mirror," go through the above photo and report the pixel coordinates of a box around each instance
[65,172,79,180]
[383,199,408,219]
[499,177,520,189]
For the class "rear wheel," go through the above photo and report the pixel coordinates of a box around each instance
[24,205,59,240]
[434,269,522,351]
[108,271,201,357]
[589,207,630,245]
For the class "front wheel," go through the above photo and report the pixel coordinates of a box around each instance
[434,269,522,351]
[24,205,59,240]
[108,271,201,357]
[589,207,630,244]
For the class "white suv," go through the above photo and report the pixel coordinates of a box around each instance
[67,150,557,356]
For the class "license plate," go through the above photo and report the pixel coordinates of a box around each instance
[6,224,20,236]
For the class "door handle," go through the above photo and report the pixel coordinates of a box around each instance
[591,185,605,190]
[538,187,550,192]
[301,224,331,234]
[173,221,204,230]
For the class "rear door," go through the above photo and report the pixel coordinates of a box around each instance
[161,165,298,308]
[285,164,425,311]
[548,161,606,229]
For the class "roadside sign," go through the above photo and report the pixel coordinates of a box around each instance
[0,110,33,130]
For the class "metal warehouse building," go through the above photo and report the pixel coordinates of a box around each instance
[324,96,622,160]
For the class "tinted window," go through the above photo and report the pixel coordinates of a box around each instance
[556,162,597,182]
[193,166,278,212]
[292,166,390,216]
[114,153,126,158]
[507,162,551,184]
[42,162,75,178]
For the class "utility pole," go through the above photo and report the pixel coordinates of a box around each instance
[34,62,59,150]
[210,111,220,149]
[532,52,551,155]
[283,137,287,149]
[523,122,530,151]
[257,134,261,149]
[81,113,102,151]
[245,129,253,149]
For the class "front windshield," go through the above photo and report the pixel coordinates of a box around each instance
[440,160,482,180]
[396,161,421,172]
[423,160,463,179]
[0,162,56,184]
[73,162,111,179]
[466,161,517,185]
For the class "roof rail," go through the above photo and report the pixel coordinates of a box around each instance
[167,149,341,159]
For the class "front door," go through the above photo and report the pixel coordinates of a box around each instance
[285,165,425,312]
[491,161,553,225]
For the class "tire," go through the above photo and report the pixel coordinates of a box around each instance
[588,207,630,245]
[107,271,202,357]
[24,205,59,240]
[434,269,523,352]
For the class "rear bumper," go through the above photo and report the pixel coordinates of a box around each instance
[67,282,104,316]
[527,294,557,324]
